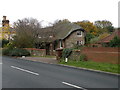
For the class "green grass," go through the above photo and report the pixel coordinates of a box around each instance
[31,55,56,58]
[59,60,119,74]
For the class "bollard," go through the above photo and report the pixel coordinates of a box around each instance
[65,58,68,63]
[22,56,25,58]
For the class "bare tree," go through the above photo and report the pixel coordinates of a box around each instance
[13,18,42,48]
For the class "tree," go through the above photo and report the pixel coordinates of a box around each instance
[94,20,114,33]
[90,37,99,44]
[75,20,98,36]
[85,33,95,44]
[13,18,42,48]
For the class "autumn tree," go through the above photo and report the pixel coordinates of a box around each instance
[75,20,98,36]
[12,18,42,48]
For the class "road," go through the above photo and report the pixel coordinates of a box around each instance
[2,56,119,89]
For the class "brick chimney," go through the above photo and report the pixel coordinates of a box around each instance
[3,16,6,20]
[2,16,9,27]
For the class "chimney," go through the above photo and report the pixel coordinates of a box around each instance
[3,16,6,20]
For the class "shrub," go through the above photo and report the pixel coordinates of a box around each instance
[2,39,9,48]
[72,44,84,50]
[2,48,12,56]
[62,48,72,58]
[109,36,120,47]
[80,54,87,61]
[2,48,30,57]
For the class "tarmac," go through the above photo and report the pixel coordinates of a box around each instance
[19,56,119,76]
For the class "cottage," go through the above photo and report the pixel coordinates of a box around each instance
[37,22,86,55]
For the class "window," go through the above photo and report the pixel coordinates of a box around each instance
[77,31,82,36]
[60,40,63,48]
[76,41,82,45]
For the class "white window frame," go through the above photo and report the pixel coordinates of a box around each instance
[76,41,83,45]
[77,31,82,37]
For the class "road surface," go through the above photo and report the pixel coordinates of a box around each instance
[2,56,119,89]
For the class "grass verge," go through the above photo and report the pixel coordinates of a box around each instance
[59,60,119,74]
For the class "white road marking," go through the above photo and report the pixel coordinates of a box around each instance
[62,82,87,90]
[11,66,39,76]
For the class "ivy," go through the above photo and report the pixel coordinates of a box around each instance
[62,48,73,58]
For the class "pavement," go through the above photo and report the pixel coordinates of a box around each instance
[2,56,119,88]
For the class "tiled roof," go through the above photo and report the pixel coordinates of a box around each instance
[98,29,120,43]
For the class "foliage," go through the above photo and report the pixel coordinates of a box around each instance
[2,39,9,48]
[80,54,88,61]
[98,33,110,40]
[59,60,119,74]
[85,33,95,44]
[94,20,114,34]
[5,42,14,49]
[3,48,30,56]
[62,48,73,58]
[94,20,112,28]
[53,19,71,25]
[13,18,42,48]
[75,20,98,35]
[106,26,114,33]
[109,36,120,47]
[2,48,12,56]
[72,43,84,50]
[90,37,99,44]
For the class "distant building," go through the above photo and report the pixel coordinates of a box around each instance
[97,29,120,47]
[0,16,15,40]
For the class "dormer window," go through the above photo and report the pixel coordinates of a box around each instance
[77,31,82,36]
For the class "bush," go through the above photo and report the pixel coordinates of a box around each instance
[2,48,12,56]
[62,48,72,58]
[109,36,120,47]
[80,54,87,61]
[72,44,84,49]
[2,39,9,48]
[3,48,30,57]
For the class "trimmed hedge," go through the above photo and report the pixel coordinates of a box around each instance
[3,48,30,57]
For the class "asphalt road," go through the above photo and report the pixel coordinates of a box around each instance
[2,56,119,89]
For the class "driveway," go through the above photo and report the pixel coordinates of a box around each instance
[19,56,59,64]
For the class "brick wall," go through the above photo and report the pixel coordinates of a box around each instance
[67,47,119,64]
[81,47,119,64]
[25,48,46,56]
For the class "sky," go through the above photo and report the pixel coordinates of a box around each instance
[0,0,119,27]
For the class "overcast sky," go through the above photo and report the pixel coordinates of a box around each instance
[0,0,119,27]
